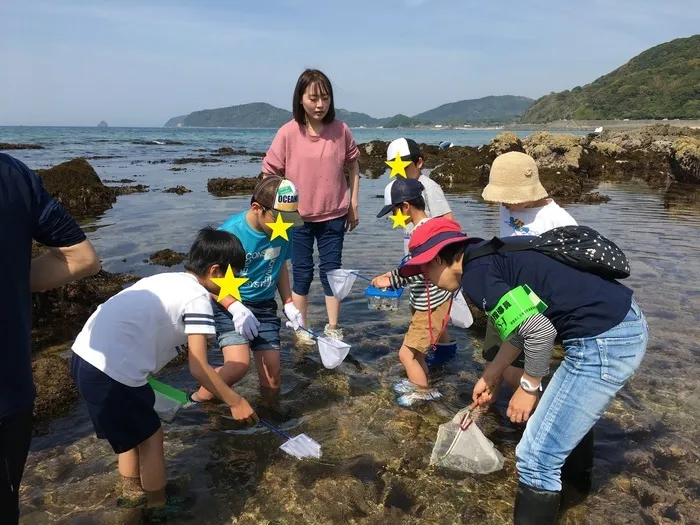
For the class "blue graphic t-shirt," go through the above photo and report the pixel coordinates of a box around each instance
[218,212,292,302]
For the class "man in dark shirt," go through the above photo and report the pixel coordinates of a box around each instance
[400,217,648,525]
[0,153,101,524]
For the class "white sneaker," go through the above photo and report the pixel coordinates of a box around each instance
[323,324,344,341]
[295,328,316,346]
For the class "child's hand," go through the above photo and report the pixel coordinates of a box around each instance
[230,396,258,425]
[371,272,392,289]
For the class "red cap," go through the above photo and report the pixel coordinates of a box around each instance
[399,217,475,277]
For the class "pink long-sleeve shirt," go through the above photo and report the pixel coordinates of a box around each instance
[262,119,360,222]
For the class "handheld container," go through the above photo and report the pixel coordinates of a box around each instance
[364,285,403,311]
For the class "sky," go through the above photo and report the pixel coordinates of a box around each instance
[0,0,698,127]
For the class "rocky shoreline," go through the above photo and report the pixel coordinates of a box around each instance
[24,124,700,430]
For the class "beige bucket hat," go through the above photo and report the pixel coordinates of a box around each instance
[482,151,548,204]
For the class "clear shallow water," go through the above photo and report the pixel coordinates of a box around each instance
[3,127,699,524]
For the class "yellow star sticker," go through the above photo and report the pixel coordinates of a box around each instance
[211,264,248,302]
[266,212,294,241]
[385,152,411,178]
[390,208,410,229]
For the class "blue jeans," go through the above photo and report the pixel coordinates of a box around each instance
[516,299,648,492]
[291,216,346,297]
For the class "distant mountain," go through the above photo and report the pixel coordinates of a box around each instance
[164,114,188,127]
[521,35,700,123]
[183,103,291,128]
[163,95,534,128]
[413,95,534,125]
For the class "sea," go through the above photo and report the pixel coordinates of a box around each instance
[2,125,699,524]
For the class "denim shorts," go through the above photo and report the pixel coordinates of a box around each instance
[213,299,281,352]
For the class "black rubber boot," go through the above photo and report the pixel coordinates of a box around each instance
[513,482,561,525]
[560,429,594,509]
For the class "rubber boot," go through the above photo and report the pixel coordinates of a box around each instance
[426,341,457,368]
[513,482,561,525]
[561,429,595,508]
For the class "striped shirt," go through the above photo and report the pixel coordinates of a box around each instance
[72,272,216,387]
[388,269,452,311]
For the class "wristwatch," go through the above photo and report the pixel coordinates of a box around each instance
[520,377,542,393]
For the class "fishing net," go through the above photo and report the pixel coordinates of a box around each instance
[430,406,504,474]
[327,269,359,301]
[317,336,351,369]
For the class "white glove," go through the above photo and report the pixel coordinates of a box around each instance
[227,301,260,340]
[283,301,304,330]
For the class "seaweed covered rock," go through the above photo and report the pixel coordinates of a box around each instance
[489,132,524,156]
[0,143,44,150]
[114,184,149,196]
[207,176,261,197]
[670,136,700,184]
[357,140,390,179]
[32,354,78,427]
[174,157,222,165]
[149,249,186,266]
[428,145,492,190]
[35,158,117,219]
[32,269,139,353]
[163,185,192,195]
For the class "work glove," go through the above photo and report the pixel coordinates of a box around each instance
[283,300,304,330]
[227,301,260,340]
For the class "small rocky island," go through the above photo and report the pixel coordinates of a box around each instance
[97,121,108,128]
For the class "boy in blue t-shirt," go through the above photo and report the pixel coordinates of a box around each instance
[190,175,304,405]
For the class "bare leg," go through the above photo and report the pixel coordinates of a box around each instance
[193,344,250,402]
[399,345,429,388]
[118,448,140,478]
[138,427,167,508]
[324,295,340,329]
[254,350,281,406]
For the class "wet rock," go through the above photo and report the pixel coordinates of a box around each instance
[32,269,139,353]
[113,184,149,196]
[579,191,611,204]
[207,175,261,197]
[630,477,667,507]
[0,142,44,150]
[169,167,186,172]
[149,249,186,267]
[103,178,135,183]
[489,131,524,156]
[35,158,117,219]
[132,139,184,145]
[163,185,192,195]
[537,168,585,203]
[348,374,381,397]
[173,157,222,164]
[32,354,78,427]
[85,155,123,160]
[670,137,700,184]
[215,147,266,157]
[589,141,624,156]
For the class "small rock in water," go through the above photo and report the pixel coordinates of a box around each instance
[149,249,186,267]
[163,185,192,195]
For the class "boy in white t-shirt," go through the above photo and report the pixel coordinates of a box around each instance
[481,151,577,394]
[71,227,257,518]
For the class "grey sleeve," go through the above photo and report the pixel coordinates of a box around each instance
[510,313,558,378]
[423,179,452,217]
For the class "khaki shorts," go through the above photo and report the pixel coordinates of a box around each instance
[403,301,452,354]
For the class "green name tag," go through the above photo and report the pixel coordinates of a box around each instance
[488,285,548,340]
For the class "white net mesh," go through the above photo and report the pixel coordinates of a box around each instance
[430,407,504,474]
[326,269,359,301]
[317,337,351,369]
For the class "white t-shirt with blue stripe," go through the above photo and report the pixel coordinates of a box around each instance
[72,272,216,387]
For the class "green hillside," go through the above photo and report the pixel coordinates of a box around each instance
[413,95,534,125]
[182,103,292,128]
[521,35,700,123]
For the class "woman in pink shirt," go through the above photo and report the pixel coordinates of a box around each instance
[263,69,360,344]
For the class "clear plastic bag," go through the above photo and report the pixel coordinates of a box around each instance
[430,407,504,474]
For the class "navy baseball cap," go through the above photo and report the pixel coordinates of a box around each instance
[376,177,424,218]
